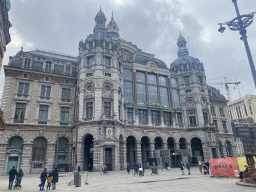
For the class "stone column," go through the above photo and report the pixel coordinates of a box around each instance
[202,143,210,161]
[187,142,192,157]
[20,143,33,174]
[115,142,119,171]
[93,141,100,171]
[162,142,168,150]
[76,141,84,170]
[0,144,7,175]
[123,142,127,169]
[150,142,155,157]
[45,143,55,171]
[175,142,180,151]
[136,142,142,163]
[222,145,228,158]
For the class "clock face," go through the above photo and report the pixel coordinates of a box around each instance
[187,99,193,105]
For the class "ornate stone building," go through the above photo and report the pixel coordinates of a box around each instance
[0,9,237,175]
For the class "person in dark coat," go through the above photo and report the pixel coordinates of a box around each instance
[180,162,185,175]
[164,161,169,170]
[205,161,210,175]
[52,168,59,190]
[127,164,131,174]
[40,168,47,191]
[185,161,191,175]
[8,166,17,190]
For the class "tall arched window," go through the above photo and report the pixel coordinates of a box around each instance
[32,137,47,161]
[57,137,69,164]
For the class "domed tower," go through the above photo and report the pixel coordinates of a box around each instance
[170,35,210,128]
[94,7,107,33]
[107,12,119,37]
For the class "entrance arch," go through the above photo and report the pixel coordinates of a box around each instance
[191,137,203,161]
[141,136,150,166]
[179,138,187,149]
[126,136,136,166]
[154,137,162,150]
[167,137,175,154]
[84,134,93,171]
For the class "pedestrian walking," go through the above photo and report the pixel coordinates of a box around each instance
[46,173,53,190]
[8,166,17,190]
[185,161,191,175]
[39,168,47,191]
[180,162,185,175]
[127,164,130,174]
[198,161,203,174]
[205,161,210,175]
[52,168,59,190]
[133,162,138,176]
[14,169,24,189]
[164,161,169,170]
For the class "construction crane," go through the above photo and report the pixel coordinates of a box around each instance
[207,77,241,102]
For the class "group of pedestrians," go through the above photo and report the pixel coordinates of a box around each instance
[180,160,210,175]
[8,166,23,190]
[39,168,59,191]
[127,162,144,176]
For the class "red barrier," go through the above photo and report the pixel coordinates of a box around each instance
[210,158,239,177]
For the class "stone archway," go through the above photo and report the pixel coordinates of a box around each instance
[167,137,175,154]
[141,136,150,166]
[126,136,136,166]
[179,138,187,149]
[154,137,162,150]
[191,137,203,162]
[84,134,94,171]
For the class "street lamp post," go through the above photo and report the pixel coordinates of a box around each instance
[218,0,256,88]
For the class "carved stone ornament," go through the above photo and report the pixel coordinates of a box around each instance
[118,49,133,62]
[148,61,157,73]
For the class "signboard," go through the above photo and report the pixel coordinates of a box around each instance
[210,158,239,177]
[237,156,256,172]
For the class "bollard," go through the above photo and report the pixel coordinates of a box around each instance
[75,172,81,187]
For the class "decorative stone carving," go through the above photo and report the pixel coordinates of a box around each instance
[118,49,133,62]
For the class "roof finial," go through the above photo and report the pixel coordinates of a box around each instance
[112,9,114,18]
[100,4,102,11]
[179,30,182,37]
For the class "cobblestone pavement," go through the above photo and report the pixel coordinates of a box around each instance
[0,167,254,192]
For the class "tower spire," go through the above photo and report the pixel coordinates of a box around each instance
[177,34,189,57]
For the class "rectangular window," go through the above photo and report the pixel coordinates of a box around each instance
[177,112,183,125]
[45,61,52,72]
[152,111,160,124]
[222,121,227,133]
[127,108,133,123]
[137,84,146,104]
[124,81,133,102]
[160,87,169,107]
[87,56,93,66]
[89,43,93,49]
[148,85,158,103]
[65,65,71,75]
[105,42,109,49]
[139,109,147,124]
[61,88,71,102]
[86,102,93,119]
[211,107,215,115]
[219,108,225,116]
[172,89,180,108]
[244,104,248,116]
[198,76,203,84]
[17,83,29,98]
[171,78,177,87]
[14,103,26,123]
[159,76,167,86]
[184,76,190,84]
[123,69,133,80]
[164,112,172,125]
[40,85,51,100]
[105,73,111,77]
[104,102,111,118]
[38,105,49,124]
[213,120,218,130]
[60,107,69,125]
[147,74,156,84]
[189,113,197,126]
[105,57,111,66]
[249,106,253,114]
[186,89,192,93]
[136,71,145,82]
[203,112,208,125]
[24,58,31,68]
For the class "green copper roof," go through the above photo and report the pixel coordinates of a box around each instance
[6,0,11,11]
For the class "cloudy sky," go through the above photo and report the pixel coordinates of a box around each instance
[1,0,256,101]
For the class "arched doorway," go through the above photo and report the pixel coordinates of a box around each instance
[179,138,187,149]
[126,136,136,166]
[154,137,162,150]
[6,136,23,174]
[84,134,93,171]
[226,141,232,157]
[31,137,47,173]
[191,137,203,164]
[218,141,224,158]
[141,136,150,167]
[167,137,175,154]
[119,135,124,170]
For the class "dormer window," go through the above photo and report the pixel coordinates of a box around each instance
[23,74,28,79]
[65,65,71,75]
[24,58,31,68]
[44,77,50,82]
[65,80,70,84]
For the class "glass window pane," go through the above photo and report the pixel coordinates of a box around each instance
[62,88,66,99]
[46,87,51,97]
[160,87,169,107]
[137,84,146,104]
[147,74,156,84]
[18,83,23,95]
[41,86,45,96]
[159,76,167,86]
[124,81,133,102]
[172,89,180,108]
[148,85,158,103]
[171,78,177,87]
[24,84,29,95]
[136,72,145,82]
[66,89,71,99]
[123,69,132,80]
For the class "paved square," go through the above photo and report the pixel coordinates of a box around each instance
[0,168,254,192]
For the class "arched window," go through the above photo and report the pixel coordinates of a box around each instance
[59,137,68,147]
[226,141,232,157]
[8,136,23,148]
[32,137,47,161]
